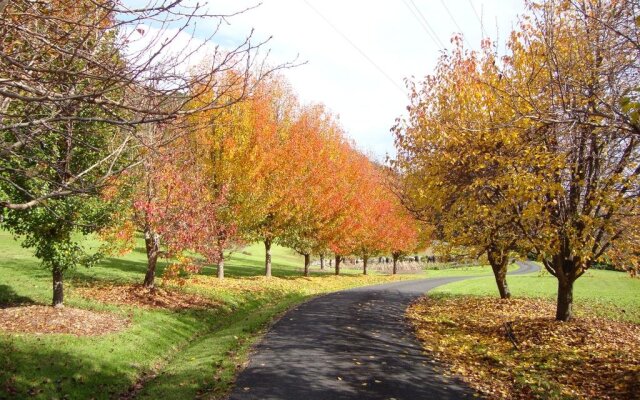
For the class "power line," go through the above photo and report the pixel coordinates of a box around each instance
[401,0,446,50]
[408,0,447,49]
[400,0,441,49]
[302,0,405,94]
[439,0,472,48]
[467,0,485,38]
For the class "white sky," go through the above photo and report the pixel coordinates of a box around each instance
[189,1,526,160]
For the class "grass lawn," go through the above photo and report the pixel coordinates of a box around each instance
[423,263,518,278]
[431,267,640,323]
[0,230,422,399]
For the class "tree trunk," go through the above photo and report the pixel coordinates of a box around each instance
[52,265,64,308]
[320,254,325,270]
[556,278,575,321]
[493,265,511,299]
[304,254,311,277]
[549,246,582,322]
[217,256,224,279]
[392,253,400,275]
[363,255,368,275]
[143,227,160,288]
[335,255,341,275]
[265,238,272,278]
[487,247,511,299]
[216,237,225,279]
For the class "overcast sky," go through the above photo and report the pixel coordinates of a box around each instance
[189,1,526,160]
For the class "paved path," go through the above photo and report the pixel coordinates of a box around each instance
[229,261,540,400]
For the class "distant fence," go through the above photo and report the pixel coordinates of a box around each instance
[309,257,484,274]
[366,261,424,274]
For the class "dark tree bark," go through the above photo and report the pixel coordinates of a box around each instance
[52,266,64,308]
[265,238,272,277]
[550,253,581,321]
[392,252,400,275]
[540,240,586,322]
[320,254,325,270]
[363,255,369,275]
[303,253,311,277]
[335,255,342,275]
[143,227,161,289]
[487,246,511,299]
[556,278,575,321]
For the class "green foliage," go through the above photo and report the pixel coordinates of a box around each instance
[2,197,117,276]
[620,89,640,126]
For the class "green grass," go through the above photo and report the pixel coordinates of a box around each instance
[8,225,630,400]
[424,263,517,278]
[0,230,419,399]
[432,267,640,322]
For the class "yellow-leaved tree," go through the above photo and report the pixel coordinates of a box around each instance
[395,0,640,321]
[500,0,640,320]
[393,37,550,299]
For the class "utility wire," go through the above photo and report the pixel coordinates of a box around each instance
[401,0,446,50]
[467,0,485,37]
[302,0,405,94]
[408,0,447,48]
[439,0,472,48]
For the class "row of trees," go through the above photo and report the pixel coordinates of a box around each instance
[117,73,423,290]
[393,0,640,321]
[1,0,424,307]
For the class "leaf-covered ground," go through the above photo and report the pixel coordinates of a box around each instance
[75,283,222,311]
[0,306,129,336]
[407,296,640,399]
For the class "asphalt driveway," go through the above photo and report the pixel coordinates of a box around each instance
[228,261,539,400]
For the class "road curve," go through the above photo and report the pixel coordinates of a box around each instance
[228,261,540,400]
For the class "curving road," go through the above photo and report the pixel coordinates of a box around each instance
[228,261,539,400]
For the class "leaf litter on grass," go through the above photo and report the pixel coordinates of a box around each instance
[407,296,640,399]
[0,305,130,336]
[75,283,222,310]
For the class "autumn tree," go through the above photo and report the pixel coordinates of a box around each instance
[0,0,277,211]
[393,38,545,297]
[0,0,133,306]
[0,0,288,305]
[236,76,302,277]
[501,0,640,320]
[395,0,640,318]
[276,104,347,276]
[341,160,422,276]
[384,207,421,275]
[320,145,374,275]
[182,70,273,280]
[345,157,386,275]
[488,1,639,321]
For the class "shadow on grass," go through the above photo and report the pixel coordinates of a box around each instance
[0,338,134,400]
[68,257,170,286]
[221,258,367,279]
[0,284,35,308]
[135,294,306,400]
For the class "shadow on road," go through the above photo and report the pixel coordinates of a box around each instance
[229,262,540,400]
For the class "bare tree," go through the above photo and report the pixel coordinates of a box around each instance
[0,0,295,307]
[0,0,294,212]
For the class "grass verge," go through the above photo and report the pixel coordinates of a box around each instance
[0,230,417,399]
